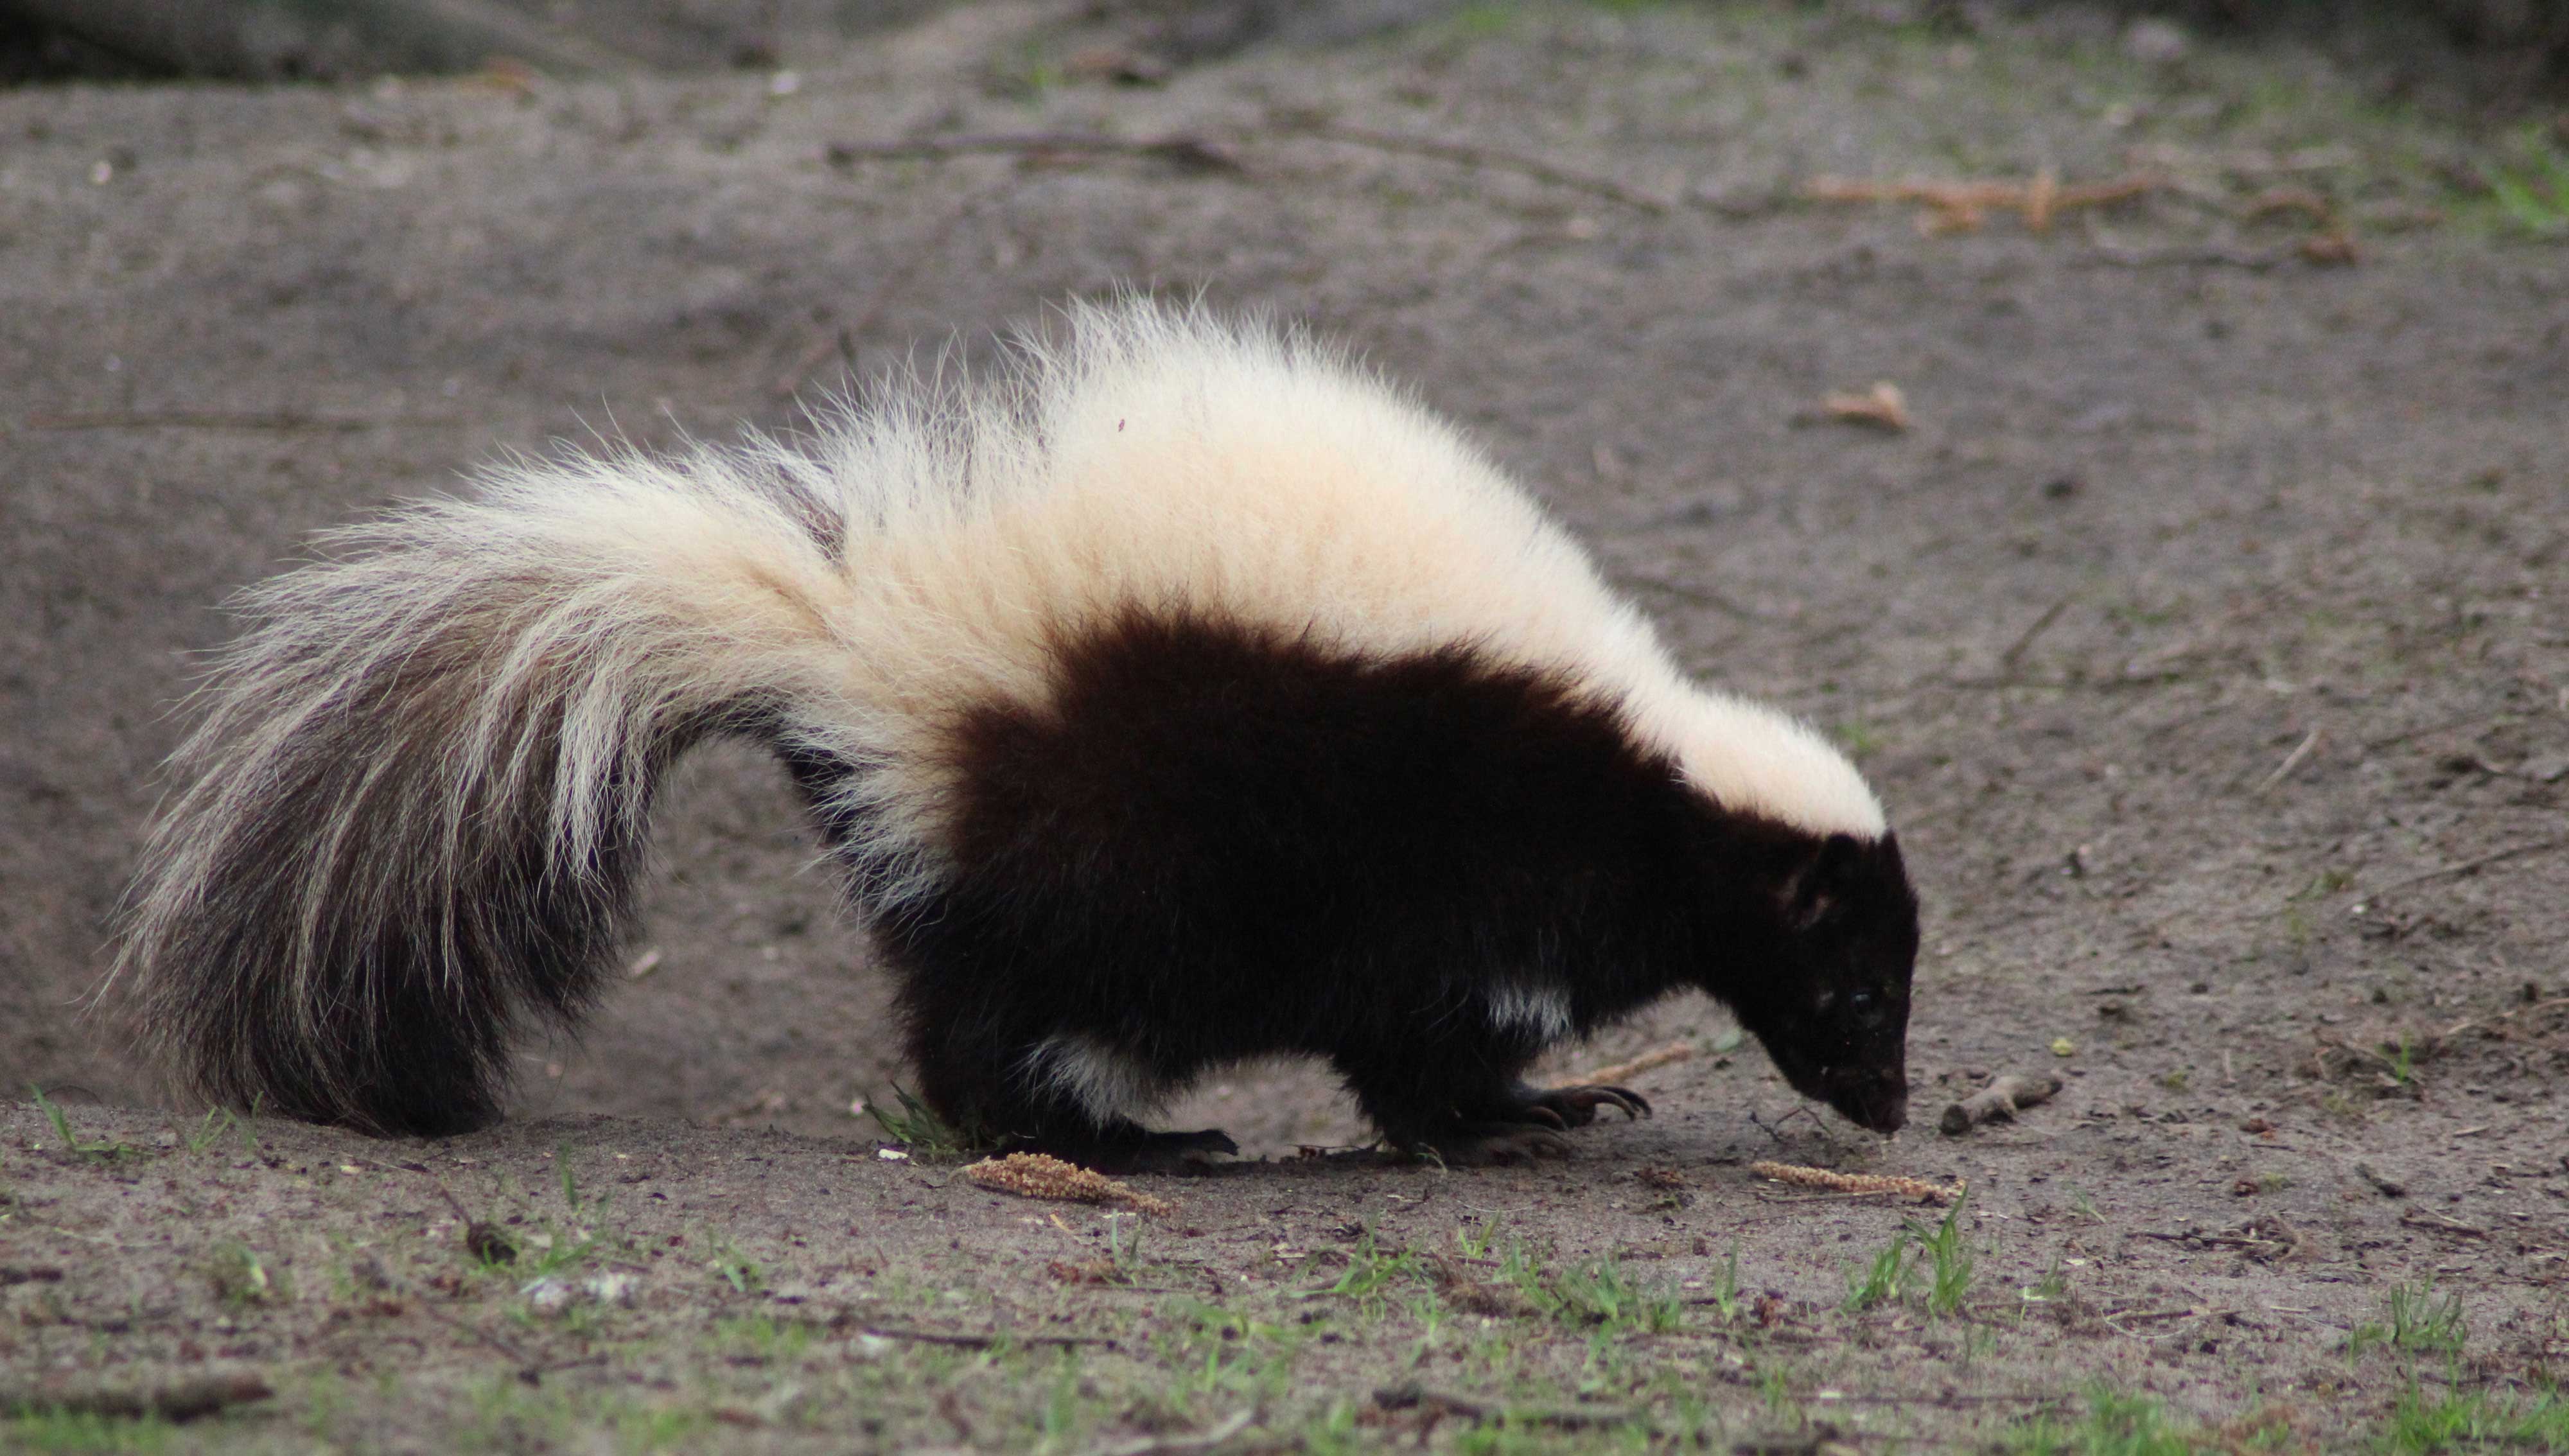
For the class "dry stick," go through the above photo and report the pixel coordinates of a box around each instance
[854,1324,1117,1350]
[373,1194,573,1380]
[2254,729,2325,795]
[2078,215,2292,270]
[1,1373,272,1423]
[1293,120,1670,214]
[2433,997,2569,1046]
[2363,713,2499,751]
[1802,171,2161,231]
[2252,1212,2311,1261]
[1373,1382,1635,1430]
[1546,1039,1694,1089]
[1937,1073,2063,1136]
[2127,1230,2281,1250]
[1997,596,2074,677]
[2362,838,2569,901]
[1087,1409,1256,1456]
[823,132,1241,173]
[822,121,1668,219]
[1794,1390,2063,1406]
[406,1292,547,1380]
[2399,1211,2489,1239]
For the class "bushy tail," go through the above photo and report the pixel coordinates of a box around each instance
[110,444,855,1135]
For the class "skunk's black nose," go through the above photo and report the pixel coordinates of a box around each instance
[1836,1080,1907,1134]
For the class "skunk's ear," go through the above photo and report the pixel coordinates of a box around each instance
[1779,832,1864,932]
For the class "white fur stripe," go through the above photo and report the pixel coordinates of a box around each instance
[1021,1034,1163,1122]
[1487,985,1574,1043]
[802,299,1885,847]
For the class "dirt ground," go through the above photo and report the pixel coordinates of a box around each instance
[4,2,2567,1450]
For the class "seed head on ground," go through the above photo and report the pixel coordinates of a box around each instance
[1749,1160,1962,1206]
[961,1152,1175,1216]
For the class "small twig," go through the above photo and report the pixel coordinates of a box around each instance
[1744,1105,1838,1150]
[1293,119,1669,213]
[1372,1382,1635,1430]
[2435,997,2569,1046]
[2363,713,2499,751]
[1803,1390,2063,1406]
[2360,838,2569,902]
[0,1374,271,1423]
[1085,1409,1256,1456]
[1997,597,2073,676]
[1814,381,1911,432]
[1938,1073,2063,1136]
[2254,729,2324,795]
[1803,170,2162,232]
[2399,1211,2490,1239]
[412,1296,546,1380]
[2078,215,2291,270]
[855,1324,1119,1350]
[2249,1212,2311,1261]
[2126,1230,2279,1251]
[824,131,1241,173]
[2100,1306,2203,1324]
[1546,1040,1693,1089]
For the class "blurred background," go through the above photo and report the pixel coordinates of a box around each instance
[4,0,2567,93]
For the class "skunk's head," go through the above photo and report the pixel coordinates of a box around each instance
[1726,831,1920,1134]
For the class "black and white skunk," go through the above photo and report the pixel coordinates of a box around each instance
[112,301,1919,1166]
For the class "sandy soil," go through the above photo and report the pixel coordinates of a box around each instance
[3,3,2566,1450]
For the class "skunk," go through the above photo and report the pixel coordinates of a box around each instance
[112,300,1918,1167]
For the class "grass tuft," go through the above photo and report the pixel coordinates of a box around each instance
[2349,1277,2467,1360]
[28,1087,141,1163]
[1843,1227,1916,1312]
[864,1085,983,1159]
[2377,1381,2569,1454]
[1915,1195,1975,1317]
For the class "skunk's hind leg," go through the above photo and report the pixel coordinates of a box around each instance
[907,1018,1234,1172]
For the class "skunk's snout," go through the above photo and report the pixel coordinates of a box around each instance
[1833,1074,1908,1135]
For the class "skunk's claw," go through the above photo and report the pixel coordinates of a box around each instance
[1516,1082,1651,1128]
[1411,1123,1575,1165]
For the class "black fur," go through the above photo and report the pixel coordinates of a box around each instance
[820,609,1919,1166]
